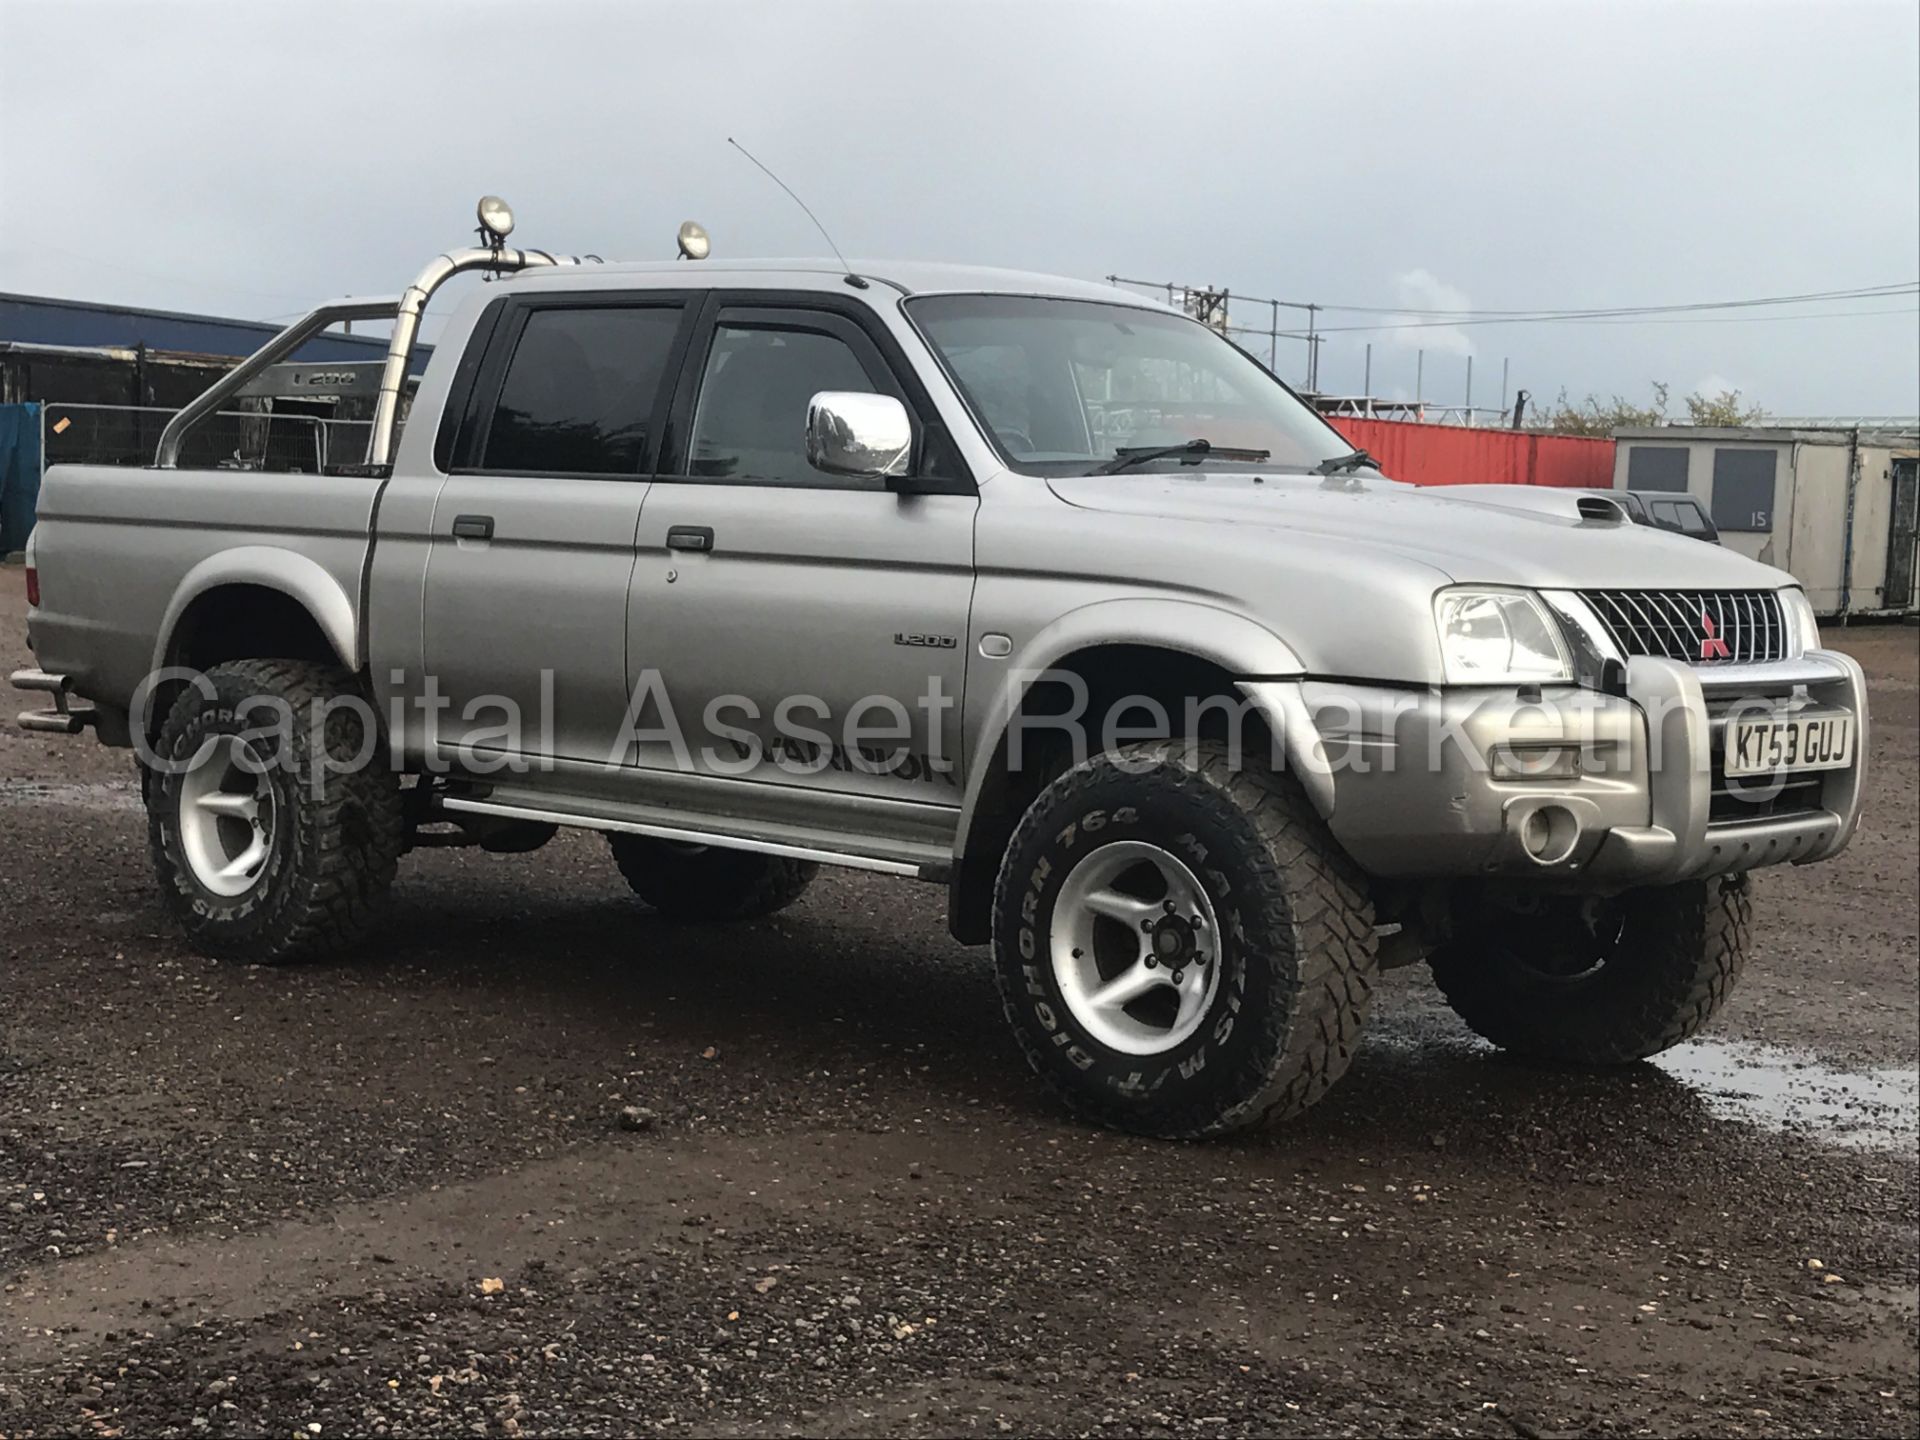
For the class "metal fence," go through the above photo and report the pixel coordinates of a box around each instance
[1313,399,1517,427]
[41,402,379,474]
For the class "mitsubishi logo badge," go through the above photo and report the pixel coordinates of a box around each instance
[1700,610,1732,661]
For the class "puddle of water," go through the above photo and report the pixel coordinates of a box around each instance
[0,779,140,812]
[1654,1037,1919,1151]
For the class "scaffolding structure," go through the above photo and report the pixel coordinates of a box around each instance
[1106,274,1325,388]
[1103,272,1516,426]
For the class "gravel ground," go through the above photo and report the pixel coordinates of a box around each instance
[1,569,1915,1437]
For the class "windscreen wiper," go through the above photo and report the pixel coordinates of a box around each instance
[1095,439,1272,475]
[1313,448,1379,475]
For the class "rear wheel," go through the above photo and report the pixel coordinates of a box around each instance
[146,660,404,964]
[1427,877,1750,1065]
[991,740,1377,1138]
[607,836,817,921]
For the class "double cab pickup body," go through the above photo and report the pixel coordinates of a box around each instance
[14,202,1868,1136]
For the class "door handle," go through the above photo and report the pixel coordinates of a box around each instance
[451,514,494,541]
[666,525,714,553]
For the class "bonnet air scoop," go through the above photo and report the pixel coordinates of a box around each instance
[1576,496,1630,523]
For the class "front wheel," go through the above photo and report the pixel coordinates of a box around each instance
[1427,877,1750,1066]
[991,741,1377,1139]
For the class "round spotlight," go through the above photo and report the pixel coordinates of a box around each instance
[476,195,515,241]
[676,220,711,261]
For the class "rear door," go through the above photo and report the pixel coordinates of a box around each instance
[627,292,978,810]
[423,291,694,768]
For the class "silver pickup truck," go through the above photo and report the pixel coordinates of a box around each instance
[13,201,1868,1138]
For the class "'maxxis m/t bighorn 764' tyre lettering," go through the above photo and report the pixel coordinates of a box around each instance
[1427,877,1751,1066]
[146,660,404,965]
[607,835,819,921]
[991,741,1378,1139]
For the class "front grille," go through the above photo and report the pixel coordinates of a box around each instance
[1710,771,1826,823]
[1581,589,1787,666]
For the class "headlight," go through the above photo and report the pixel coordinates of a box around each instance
[1434,587,1573,685]
[1778,587,1821,654]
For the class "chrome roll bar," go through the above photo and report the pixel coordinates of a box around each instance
[156,242,588,470]
[364,246,579,467]
[155,296,399,468]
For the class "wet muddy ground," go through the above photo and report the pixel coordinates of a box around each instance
[1,574,1914,1437]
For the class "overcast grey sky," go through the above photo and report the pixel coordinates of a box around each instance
[3,0,1916,414]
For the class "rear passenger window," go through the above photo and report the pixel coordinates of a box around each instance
[481,305,681,475]
[1676,501,1714,537]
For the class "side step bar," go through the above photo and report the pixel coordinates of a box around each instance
[10,669,96,735]
[439,794,944,880]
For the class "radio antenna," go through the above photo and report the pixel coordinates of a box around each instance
[727,137,866,289]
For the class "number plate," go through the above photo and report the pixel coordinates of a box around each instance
[1725,711,1854,778]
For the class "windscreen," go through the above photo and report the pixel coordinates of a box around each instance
[907,294,1350,474]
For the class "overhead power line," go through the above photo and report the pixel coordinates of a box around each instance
[1106,273,1919,331]
[1309,281,1917,319]
[1218,303,1917,345]
[1310,293,1920,335]
[1568,304,1920,325]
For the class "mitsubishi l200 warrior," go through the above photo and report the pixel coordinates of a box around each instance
[13,201,1868,1138]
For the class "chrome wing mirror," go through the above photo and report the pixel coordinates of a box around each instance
[806,391,912,479]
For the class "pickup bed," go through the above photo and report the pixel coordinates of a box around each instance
[14,202,1870,1137]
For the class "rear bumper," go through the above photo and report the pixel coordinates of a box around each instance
[1241,648,1868,888]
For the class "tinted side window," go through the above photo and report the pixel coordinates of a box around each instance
[1676,500,1715,537]
[482,305,682,475]
[687,324,874,483]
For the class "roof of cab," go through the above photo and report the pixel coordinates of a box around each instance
[508,258,1162,306]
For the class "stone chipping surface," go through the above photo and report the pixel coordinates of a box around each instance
[1,573,1914,1437]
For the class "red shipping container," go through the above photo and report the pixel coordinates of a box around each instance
[1327,417,1614,490]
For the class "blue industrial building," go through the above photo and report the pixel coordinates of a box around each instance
[0,293,429,550]
[0,292,427,367]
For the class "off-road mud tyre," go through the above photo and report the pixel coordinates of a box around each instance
[607,836,818,921]
[1428,876,1750,1066]
[991,740,1377,1139]
[146,660,404,964]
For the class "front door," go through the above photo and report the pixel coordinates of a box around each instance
[628,295,977,811]
[422,292,694,768]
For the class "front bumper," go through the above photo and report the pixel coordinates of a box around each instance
[1241,647,1868,887]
